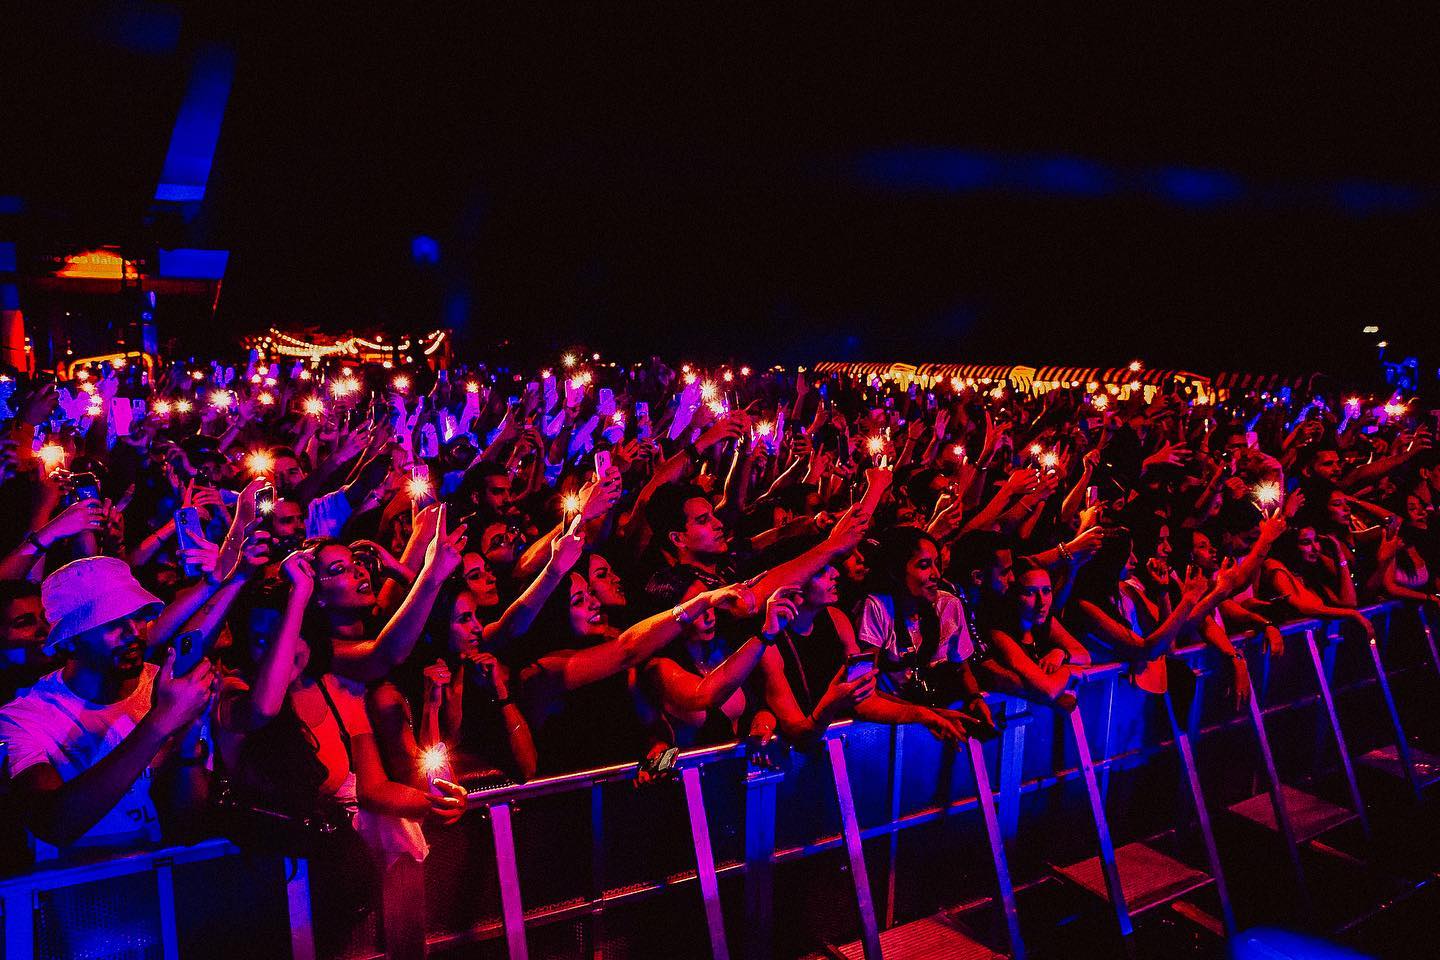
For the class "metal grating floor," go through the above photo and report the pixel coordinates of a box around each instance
[1228,784,1356,843]
[832,915,1005,960]
[1053,842,1212,915]
[1359,745,1440,786]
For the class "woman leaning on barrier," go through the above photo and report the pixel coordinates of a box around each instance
[976,559,1090,709]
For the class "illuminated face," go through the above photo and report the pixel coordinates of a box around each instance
[481,475,514,515]
[1406,494,1428,525]
[903,540,942,604]
[1190,532,1219,575]
[1015,569,1053,626]
[270,500,305,540]
[461,552,500,607]
[841,549,868,584]
[979,548,1015,597]
[1295,527,1321,564]
[448,591,485,657]
[680,581,716,643]
[481,522,520,570]
[70,616,148,680]
[1153,525,1172,561]
[586,554,626,608]
[272,455,306,495]
[1309,450,1341,483]
[671,497,728,558]
[314,544,373,612]
[804,565,841,608]
[0,595,48,652]
[565,572,608,638]
[1325,491,1351,527]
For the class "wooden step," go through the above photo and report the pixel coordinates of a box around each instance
[1358,744,1440,787]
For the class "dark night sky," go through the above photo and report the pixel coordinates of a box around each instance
[6,5,1440,375]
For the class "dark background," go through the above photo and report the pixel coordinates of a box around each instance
[5,4,1440,375]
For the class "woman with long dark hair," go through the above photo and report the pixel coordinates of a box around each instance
[980,559,1091,707]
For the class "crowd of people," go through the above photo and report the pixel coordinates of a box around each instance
[0,351,1434,910]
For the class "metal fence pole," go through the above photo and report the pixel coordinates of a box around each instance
[828,736,882,960]
[1304,627,1370,838]
[1164,682,1235,936]
[682,765,731,960]
[490,803,530,960]
[742,764,781,960]
[997,696,1028,842]
[285,857,317,960]
[2,886,35,960]
[1066,703,1133,939]
[967,735,1025,959]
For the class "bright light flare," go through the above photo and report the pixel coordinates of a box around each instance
[174,399,193,413]
[700,381,718,402]
[246,450,275,476]
[419,743,451,780]
[1384,401,1407,418]
[611,411,625,424]
[406,475,433,501]
[1253,482,1283,509]
[561,493,582,516]
[209,390,231,410]
[1092,395,1110,411]
[682,372,697,385]
[1128,360,1143,373]
[722,371,734,383]
[1028,443,1043,457]
[739,366,751,377]
[303,396,326,417]
[465,381,480,394]
[392,374,411,391]
[707,400,725,416]
[1038,451,1059,470]
[562,353,578,368]
[866,436,885,457]
[152,400,172,416]
[38,444,65,472]
[75,369,90,381]
[755,420,774,437]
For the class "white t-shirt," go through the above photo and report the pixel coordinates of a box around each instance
[0,665,167,859]
[857,591,975,693]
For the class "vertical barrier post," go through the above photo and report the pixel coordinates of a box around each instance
[1066,703,1132,938]
[1417,606,1440,678]
[997,696,1028,842]
[1304,627,1370,838]
[380,856,428,960]
[285,857,317,960]
[1245,684,1308,902]
[1,887,34,960]
[589,784,605,959]
[742,764,781,960]
[1095,674,1118,800]
[1164,680,1235,936]
[155,857,180,960]
[1364,631,1421,799]
[828,736,882,960]
[681,765,731,960]
[883,724,904,929]
[967,735,1025,960]
[490,802,530,960]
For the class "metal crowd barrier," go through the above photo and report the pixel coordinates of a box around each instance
[2,600,1437,959]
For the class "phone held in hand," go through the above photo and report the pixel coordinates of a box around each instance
[635,402,651,440]
[172,629,207,677]
[844,651,877,683]
[594,449,613,478]
[255,484,276,516]
[69,472,101,505]
[173,506,204,578]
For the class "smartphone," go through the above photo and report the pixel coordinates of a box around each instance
[845,651,877,683]
[172,629,208,677]
[173,506,204,578]
[634,401,651,436]
[255,484,276,516]
[1086,485,1100,508]
[595,449,614,478]
[70,472,101,504]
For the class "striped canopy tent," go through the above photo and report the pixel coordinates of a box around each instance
[915,362,1018,384]
[1212,370,1311,394]
[809,361,920,387]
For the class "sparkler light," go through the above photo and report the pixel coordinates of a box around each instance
[1253,482,1283,510]
[75,370,89,381]
[700,381,719,402]
[258,392,275,406]
[612,411,625,424]
[755,420,774,437]
[303,397,326,417]
[209,391,231,410]
[38,444,65,472]
[246,450,275,476]
[174,399,193,413]
[191,370,204,380]
[739,366,751,377]
[406,475,433,501]
[953,444,967,460]
[683,372,697,385]
[1128,360,1142,373]
[392,374,411,391]
[1038,451,1059,470]
[1384,401,1407,418]
[299,369,313,381]
[561,493,582,517]
[465,382,480,394]
[1092,395,1110,411]
[152,400,172,416]
[866,436,885,457]
[419,744,450,780]
[707,400,725,416]
[562,353,578,368]
[722,371,734,383]
[1028,443,1043,457]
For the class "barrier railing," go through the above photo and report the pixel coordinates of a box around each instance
[1,599,1435,959]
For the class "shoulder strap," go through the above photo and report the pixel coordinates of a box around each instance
[315,675,353,761]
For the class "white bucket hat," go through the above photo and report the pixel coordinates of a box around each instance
[41,557,163,654]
